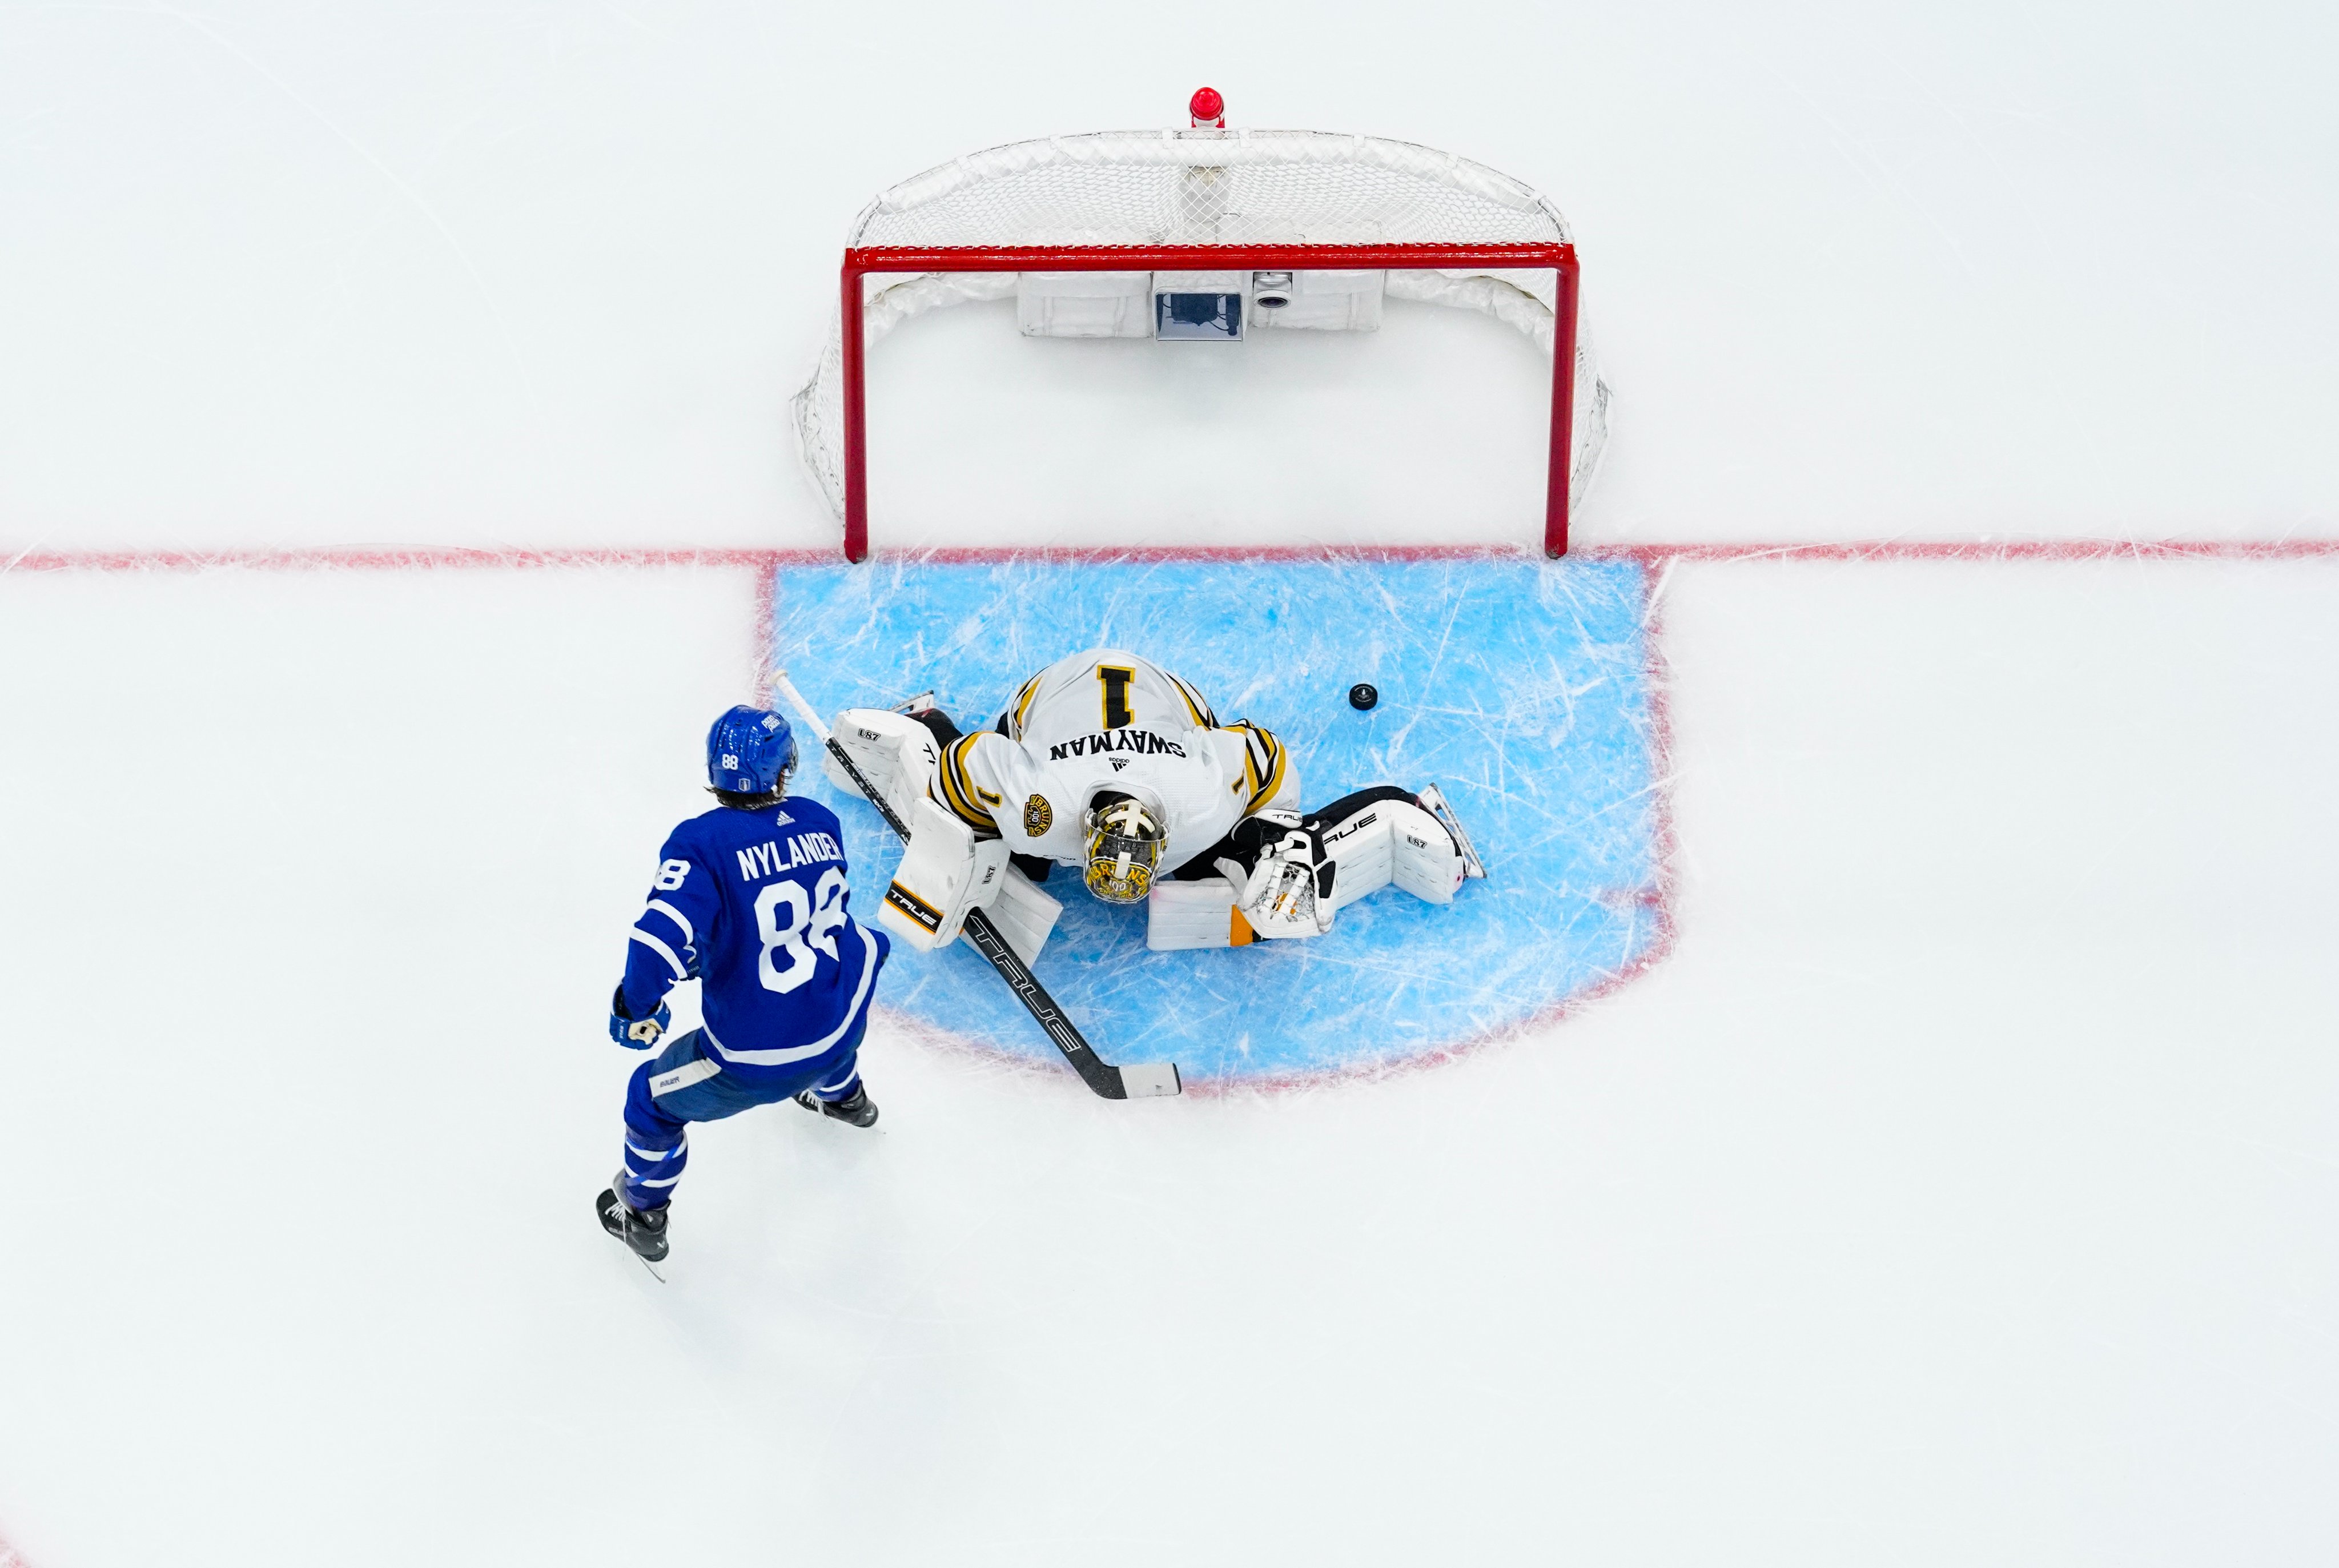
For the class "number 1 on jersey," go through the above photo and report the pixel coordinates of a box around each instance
[1098,664,1135,730]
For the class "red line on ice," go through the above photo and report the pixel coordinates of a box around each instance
[5,545,825,573]
[1590,537,2339,565]
[14,532,2336,1090]
[14,536,2339,576]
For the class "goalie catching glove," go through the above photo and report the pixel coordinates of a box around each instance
[1236,815,1338,939]
[1151,785,1486,949]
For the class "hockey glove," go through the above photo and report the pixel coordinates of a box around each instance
[609,983,670,1050]
[1239,829,1338,939]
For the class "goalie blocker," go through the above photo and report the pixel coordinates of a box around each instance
[826,702,1486,959]
[825,707,1063,964]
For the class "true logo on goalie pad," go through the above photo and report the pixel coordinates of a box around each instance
[885,880,944,933]
[1023,794,1053,835]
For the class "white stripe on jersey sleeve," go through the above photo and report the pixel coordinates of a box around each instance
[642,898,694,946]
[629,927,689,980]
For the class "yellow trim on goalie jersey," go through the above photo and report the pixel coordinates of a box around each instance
[1234,723,1288,812]
[1008,673,1043,739]
[1168,672,1217,730]
[1253,742,1287,810]
[933,737,1000,835]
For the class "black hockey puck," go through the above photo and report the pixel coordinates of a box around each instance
[1348,683,1379,711]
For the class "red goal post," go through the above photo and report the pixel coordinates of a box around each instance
[794,100,1609,562]
[836,241,1580,562]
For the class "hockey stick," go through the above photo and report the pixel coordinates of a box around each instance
[767,670,1180,1101]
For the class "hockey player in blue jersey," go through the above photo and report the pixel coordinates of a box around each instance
[596,704,891,1264]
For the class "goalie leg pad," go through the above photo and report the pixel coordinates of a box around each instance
[984,864,1062,964]
[824,709,942,827]
[1147,877,1252,950]
[1312,795,1467,906]
[878,796,1010,953]
[1387,799,1468,903]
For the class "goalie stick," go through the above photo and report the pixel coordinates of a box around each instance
[767,669,1181,1101]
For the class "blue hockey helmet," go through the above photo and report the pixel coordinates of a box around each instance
[707,705,797,796]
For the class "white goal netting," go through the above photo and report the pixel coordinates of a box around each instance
[791,127,1612,525]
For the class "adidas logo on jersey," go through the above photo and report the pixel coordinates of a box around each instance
[1110,758,1129,771]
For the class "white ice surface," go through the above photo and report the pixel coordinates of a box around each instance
[3,561,2336,1565]
[5,2,2339,1562]
[1,0,2334,552]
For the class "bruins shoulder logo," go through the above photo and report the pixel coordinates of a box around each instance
[1022,793,1054,837]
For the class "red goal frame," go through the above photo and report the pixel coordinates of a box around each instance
[836,242,1580,562]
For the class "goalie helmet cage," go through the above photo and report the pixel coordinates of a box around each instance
[791,91,1611,561]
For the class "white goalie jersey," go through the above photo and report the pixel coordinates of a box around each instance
[931,648,1295,870]
[826,648,1484,960]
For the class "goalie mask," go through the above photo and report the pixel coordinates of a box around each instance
[1082,792,1166,906]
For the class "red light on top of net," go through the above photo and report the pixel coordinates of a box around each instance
[1189,87,1225,127]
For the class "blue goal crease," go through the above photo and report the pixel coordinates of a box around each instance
[770,554,1662,1083]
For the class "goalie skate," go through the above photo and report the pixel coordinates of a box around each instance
[1415,783,1488,880]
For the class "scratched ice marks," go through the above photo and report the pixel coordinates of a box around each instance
[774,554,1663,1083]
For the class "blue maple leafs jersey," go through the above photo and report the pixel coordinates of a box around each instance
[619,797,886,1083]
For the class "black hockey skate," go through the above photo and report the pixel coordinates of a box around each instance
[596,1183,670,1263]
[796,1084,879,1128]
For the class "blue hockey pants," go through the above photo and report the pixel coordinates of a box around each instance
[616,1018,869,1211]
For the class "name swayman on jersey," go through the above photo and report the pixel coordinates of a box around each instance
[823,645,1482,960]
[929,648,1293,875]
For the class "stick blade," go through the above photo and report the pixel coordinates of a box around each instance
[1115,1061,1183,1099]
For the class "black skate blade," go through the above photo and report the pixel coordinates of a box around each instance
[597,1189,670,1282]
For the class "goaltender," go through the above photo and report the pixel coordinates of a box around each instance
[821,648,1484,961]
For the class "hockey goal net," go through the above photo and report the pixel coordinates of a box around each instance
[792,93,1610,560]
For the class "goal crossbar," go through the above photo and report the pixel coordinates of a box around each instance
[836,240,1581,562]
